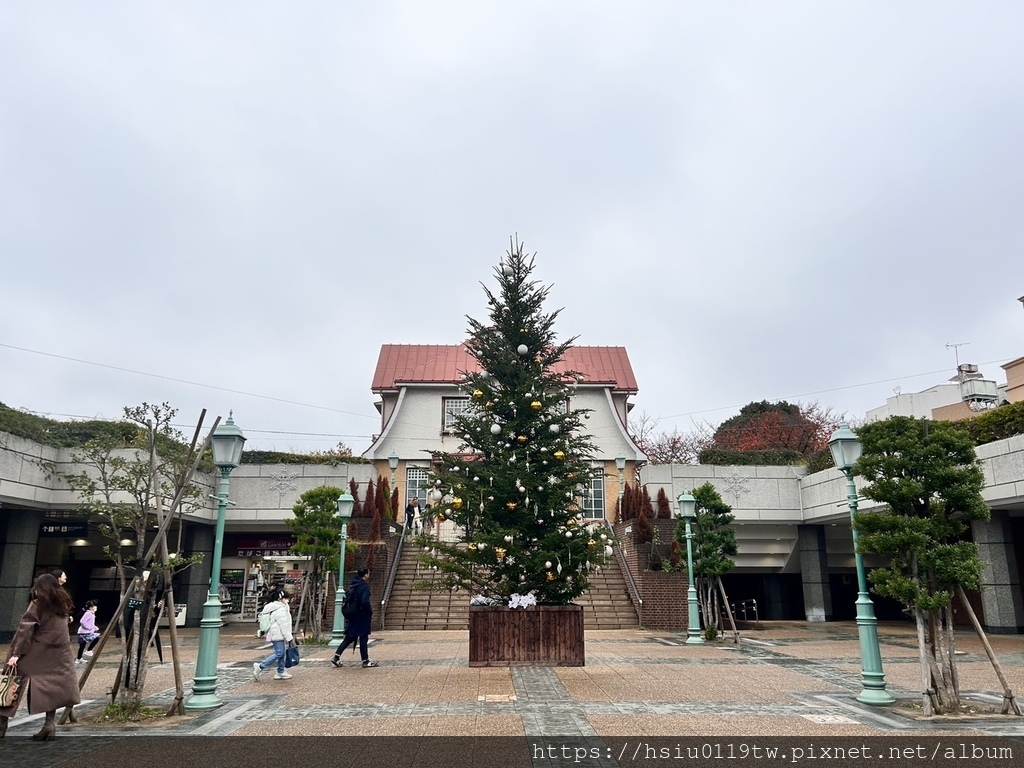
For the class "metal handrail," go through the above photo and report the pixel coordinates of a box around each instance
[730,598,760,628]
[379,522,408,628]
[602,518,642,619]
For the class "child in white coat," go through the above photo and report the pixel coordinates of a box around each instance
[253,589,294,680]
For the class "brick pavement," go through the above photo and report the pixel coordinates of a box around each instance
[2,620,1024,766]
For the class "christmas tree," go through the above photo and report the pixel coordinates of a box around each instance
[419,239,610,605]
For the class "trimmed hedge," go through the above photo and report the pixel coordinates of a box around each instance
[697,447,804,466]
[240,450,370,466]
[951,401,1024,445]
[0,402,137,448]
[0,402,370,466]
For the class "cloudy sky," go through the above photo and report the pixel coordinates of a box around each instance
[2,3,1022,455]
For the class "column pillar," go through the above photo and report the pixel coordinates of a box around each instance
[972,512,1024,634]
[798,524,833,622]
[0,507,44,642]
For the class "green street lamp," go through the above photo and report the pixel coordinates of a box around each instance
[186,413,245,711]
[676,492,704,645]
[331,491,355,642]
[388,451,399,489]
[828,423,894,706]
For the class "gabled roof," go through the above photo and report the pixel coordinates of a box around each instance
[371,344,638,394]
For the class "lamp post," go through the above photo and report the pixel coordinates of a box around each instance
[615,454,626,507]
[331,491,355,642]
[828,423,894,706]
[676,492,704,644]
[388,451,399,489]
[186,413,245,711]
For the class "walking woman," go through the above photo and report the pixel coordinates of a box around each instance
[1,573,81,741]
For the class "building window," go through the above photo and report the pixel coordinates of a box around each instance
[406,466,430,506]
[580,469,606,519]
[442,397,472,432]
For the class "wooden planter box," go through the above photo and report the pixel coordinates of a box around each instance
[468,605,585,667]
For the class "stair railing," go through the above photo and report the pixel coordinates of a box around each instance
[601,518,642,620]
[380,522,408,628]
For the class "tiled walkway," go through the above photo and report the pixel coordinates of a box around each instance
[3,621,1024,766]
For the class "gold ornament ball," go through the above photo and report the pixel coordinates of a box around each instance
[553,451,565,461]
[546,571,555,581]
[506,501,517,510]
[485,401,494,408]
[530,400,542,411]
[452,497,463,510]
[517,435,527,444]
[473,389,484,399]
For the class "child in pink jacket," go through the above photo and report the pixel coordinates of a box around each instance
[76,601,100,663]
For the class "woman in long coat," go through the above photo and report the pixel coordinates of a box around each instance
[0,573,81,741]
[330,568,378,668]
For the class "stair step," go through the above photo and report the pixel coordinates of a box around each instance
[382,543,640,630]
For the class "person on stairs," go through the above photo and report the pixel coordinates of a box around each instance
[330,568,379,668]
[1,573,81,741]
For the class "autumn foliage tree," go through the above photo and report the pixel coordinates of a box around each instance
[700,401,840,467]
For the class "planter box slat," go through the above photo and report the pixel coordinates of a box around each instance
[469,605,585,666]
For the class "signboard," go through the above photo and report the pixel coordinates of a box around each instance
[228,535,297,558]
[40,521,89,537]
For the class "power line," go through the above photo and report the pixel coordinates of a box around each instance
[655,357,1013,422]
[0,342,378,420]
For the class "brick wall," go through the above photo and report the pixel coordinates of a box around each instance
[613,520,690,630]
[639,571,688,630]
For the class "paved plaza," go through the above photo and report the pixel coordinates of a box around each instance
[3,621,1024,766]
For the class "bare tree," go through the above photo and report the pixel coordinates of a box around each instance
[629,411,714,465]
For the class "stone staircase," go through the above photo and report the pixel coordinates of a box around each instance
[381,544,639,630]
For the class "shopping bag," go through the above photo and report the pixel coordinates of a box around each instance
[0,663,23,708]
[284,643,300,668]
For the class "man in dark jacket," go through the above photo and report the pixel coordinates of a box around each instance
[404,497,419,530]
[330,568,378,668]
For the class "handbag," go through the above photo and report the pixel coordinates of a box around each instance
[284,643,300,669]
[0,663,23,708]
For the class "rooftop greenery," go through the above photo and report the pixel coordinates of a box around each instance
[0,403,369,465]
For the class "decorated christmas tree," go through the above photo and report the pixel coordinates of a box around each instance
[419,239,610,605]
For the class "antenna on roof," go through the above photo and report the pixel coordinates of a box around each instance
[945,341,969,372]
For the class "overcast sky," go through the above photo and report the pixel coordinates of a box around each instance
[2,3,1022,455]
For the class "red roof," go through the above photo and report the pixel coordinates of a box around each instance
[371,344,638,393]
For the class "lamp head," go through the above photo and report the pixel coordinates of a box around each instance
[336,491,355,520]
[614,454,626,472]
[388,450,399,471]
[211,412,246,469]
[676,492,697,520]
[827,423,862,472]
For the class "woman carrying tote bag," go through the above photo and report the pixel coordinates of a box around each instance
[1,573,81,741]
